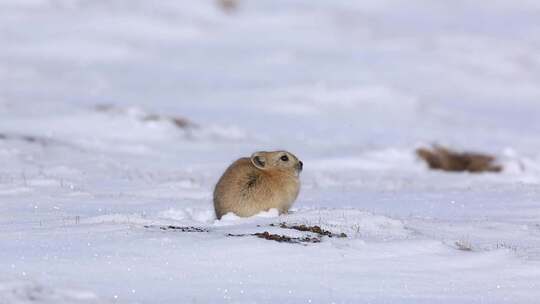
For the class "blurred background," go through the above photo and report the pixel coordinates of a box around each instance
[2,0,540,155]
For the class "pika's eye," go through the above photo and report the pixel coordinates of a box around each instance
[280,155,289,162]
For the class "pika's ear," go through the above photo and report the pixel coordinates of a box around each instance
[250,152,266,170]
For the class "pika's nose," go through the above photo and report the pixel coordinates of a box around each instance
[298,161,303,171]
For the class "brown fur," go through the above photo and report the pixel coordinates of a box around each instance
[213,151,302,219]
[416,145,502,173]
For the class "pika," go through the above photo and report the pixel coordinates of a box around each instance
[213,151,303,219]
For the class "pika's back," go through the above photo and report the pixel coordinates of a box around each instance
[213,157,255,208]
[213,151,303,219]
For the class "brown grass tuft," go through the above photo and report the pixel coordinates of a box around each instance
[416,145,502,173]
[216,0,239,14]
[227,232,321,244]
[273,223,347,238]
[95,104,197,130]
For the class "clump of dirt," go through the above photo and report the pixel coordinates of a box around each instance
[95,104,196,130]
[94,104,115,112]
[216,0,239,14]
[255,232,321,243]
[272,223,348,238]
[416,145,502,173]
[141,114,194,129]
[144,225,209,232]
[0,133,56,147]
[144,223,346,244]
[227,232,321,244]
[0,133,41,144]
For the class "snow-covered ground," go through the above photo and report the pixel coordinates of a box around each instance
[1,0,540,303]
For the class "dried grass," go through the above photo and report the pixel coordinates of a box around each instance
[417,145,502,173]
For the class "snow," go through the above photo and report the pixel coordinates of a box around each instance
[1,0,540,303]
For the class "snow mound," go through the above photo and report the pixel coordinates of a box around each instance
[213,208,280,226]
[158,207,215,223]
[284,208,411,241]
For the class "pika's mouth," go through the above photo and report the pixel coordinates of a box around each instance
[296,161,303,173]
